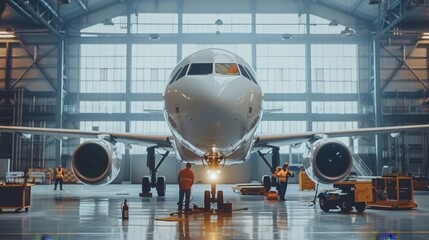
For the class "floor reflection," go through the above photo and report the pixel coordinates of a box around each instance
[1,184,429,240]
[177,218,190,240]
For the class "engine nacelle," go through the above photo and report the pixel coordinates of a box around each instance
[71,139,122,185]
[302,138,352,184]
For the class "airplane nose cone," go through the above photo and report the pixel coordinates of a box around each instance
[191,78,242,126]
[181,76,250,147]
[190,76,234,101]
[165,74,261,150]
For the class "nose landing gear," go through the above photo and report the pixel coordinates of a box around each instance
[202,149,230,212]
[204,183,225,211]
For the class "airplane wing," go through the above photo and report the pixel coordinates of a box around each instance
[254,124,429,148]
[0,126,172,148]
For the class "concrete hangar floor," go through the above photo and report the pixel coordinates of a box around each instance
[1,183,429,240]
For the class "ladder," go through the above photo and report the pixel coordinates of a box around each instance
[352,154,374,176]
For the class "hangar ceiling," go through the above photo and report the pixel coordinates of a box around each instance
[1,0,428,36]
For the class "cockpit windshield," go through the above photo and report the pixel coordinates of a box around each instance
[188,63,213,75]
[215,63,240,75]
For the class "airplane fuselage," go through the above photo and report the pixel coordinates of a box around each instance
[164,49,262,165]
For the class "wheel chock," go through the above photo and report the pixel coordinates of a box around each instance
[139,192,153,197]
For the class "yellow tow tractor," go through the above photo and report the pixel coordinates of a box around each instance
[317,181,373,213]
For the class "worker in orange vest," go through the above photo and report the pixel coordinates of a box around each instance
[277,162,294,201]
[178,162,194,214]
[54,165,64,191]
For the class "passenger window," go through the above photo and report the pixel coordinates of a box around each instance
[239,64,251,81]
[168,67,183,85]
[188,63,213,75]
[175,64,189,81]
[215,63,240,75]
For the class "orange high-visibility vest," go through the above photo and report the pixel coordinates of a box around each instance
[178,168,194,190]
[56,168,64,179]
[277,169,292,182]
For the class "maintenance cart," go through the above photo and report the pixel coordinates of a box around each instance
[0,184,32,213]
[318,181,373,213]
[366,174,417,209]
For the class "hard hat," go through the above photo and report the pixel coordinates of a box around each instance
[283,162,289,166]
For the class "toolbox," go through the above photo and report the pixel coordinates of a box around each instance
[0,184,32,212]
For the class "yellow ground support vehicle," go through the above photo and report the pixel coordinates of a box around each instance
[366,174,417,209]
[318,181,373,213]
[299,169,316,191]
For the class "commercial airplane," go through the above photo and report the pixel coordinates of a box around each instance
[1,48,428,209]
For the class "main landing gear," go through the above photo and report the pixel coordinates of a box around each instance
[140,146,170,197]
[257,147,280,193]
[202,149,228,212]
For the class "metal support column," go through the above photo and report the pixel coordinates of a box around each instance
[124,3,132,182]
[251,0,256,71]
[55,36,65,166]
[5,42,12,90]
[372,37,382,175]
[177,0,184,63]
[305,8,312,132]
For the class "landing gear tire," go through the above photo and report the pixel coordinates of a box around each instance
[204,191,211,211]
[319,195,330,212]
[142,176,151,193]
[217,190,224,210]
[339,198,352,214]
[262,175,271,193]
[355,202,366,213]
[156,176,166,196]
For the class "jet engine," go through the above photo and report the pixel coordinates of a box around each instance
[302,138,352,184]
[71,139,122,185]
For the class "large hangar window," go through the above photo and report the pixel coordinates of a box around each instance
[130,101,164,113]
[130,13,178,34]
[80,15,127,35]
[79,101,126,114]
[80,44,126,93]
[263,101,307,114]
[131,44,177,93]
[312,121,358,131]
[309,15,346,34]
[311,44,358,93]
[183,14,251,33]
[256,14,306,34]
[257,44,306,93]
[257,121,306,135]
[312,101,358,114]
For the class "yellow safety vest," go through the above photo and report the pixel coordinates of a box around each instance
[56,168,64,179]
[277,169,292,182]
[272,167,280,178]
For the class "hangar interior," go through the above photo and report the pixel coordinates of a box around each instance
[0,0,429,184]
